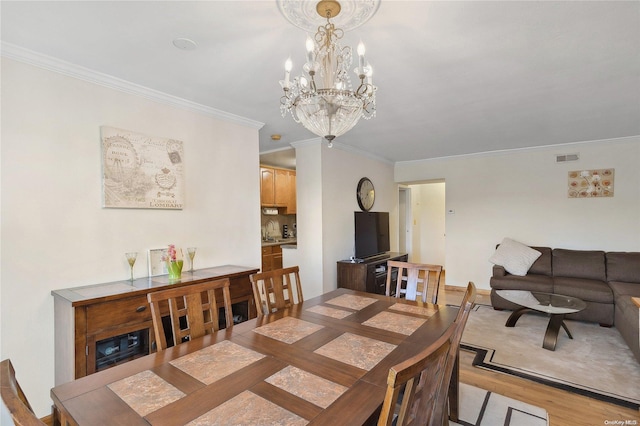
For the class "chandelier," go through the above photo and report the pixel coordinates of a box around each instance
[279,0,377,147]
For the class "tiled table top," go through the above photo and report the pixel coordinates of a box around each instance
[324,293,378,310]
[363,311,428,335]
[185,390,307,426]
[314,332,398,371]
[170,340,265,385]
[265,365,348,408]
[52,288,456,426]
[108,370,185,416]
[305,304,353,319]
[252,316,324,344]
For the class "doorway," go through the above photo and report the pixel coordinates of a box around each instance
[398,181,446,266]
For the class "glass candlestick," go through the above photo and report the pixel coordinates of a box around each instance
[187,247,197,272]
[125,252,137,281]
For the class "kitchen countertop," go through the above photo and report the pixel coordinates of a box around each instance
[261,238,297,247]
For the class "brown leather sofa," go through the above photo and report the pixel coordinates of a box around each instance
[490,247,640,363]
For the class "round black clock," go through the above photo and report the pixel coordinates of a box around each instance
[356,177,375,211]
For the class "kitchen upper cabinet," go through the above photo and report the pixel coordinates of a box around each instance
[260,166,296,214]
[260,167,275,205]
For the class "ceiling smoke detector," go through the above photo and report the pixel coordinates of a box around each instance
[172,38,197,51]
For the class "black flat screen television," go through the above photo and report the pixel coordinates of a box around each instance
[354,211,390,259]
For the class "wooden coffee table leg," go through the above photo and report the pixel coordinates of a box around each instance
[543,314,566,351]
[504,307,531,327]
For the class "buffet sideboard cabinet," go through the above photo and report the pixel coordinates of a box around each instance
[52,265,258,385]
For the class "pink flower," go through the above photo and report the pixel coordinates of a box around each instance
[162,244,178,262]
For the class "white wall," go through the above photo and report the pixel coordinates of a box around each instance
[284,140,324,298]
[0,59,262,416]
[396,137,640,290]
[285,140,397,296]
[409,183,446,265]
[321,144,398,294]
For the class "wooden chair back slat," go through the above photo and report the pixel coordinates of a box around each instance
[1,359,46,426]
[250,266,303,315]
[385,261,443,304]
[147,279,233,351]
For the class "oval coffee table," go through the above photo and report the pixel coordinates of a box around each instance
[496,290,587,351]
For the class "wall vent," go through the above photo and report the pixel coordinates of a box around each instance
[556,153,579,163]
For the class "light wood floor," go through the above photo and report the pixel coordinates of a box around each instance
[442,285,640,426]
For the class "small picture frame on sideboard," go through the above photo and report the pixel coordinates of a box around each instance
[148,248,168,276]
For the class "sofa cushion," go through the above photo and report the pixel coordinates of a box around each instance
[553,277,613,303]
[608,281,640,298]
[613,296,640,362]
[606,252,640,284]
[490,274,554,293]
[528,247,552,276]
[552,249,606,281]
[489,238,542,276]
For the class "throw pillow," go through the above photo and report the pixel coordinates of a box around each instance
[489,238,542,276]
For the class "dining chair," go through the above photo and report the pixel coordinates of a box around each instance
[385,261,443,304]
[441,282,477,422]
[378,282,476,426]
[147,278,234,351]
[1,359,47,426]
[250,266,303,315]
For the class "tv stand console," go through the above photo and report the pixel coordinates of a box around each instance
[337,252,408,295]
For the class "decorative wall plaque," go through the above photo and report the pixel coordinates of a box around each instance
[568,169,614,198]
[101,126,184,209]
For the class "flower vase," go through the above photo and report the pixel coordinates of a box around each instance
[167,260,183,281]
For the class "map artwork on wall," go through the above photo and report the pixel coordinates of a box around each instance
[567,168,614,198]
[101,126,184,209]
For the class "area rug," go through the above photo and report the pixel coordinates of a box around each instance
[460,305,640,409]
[451,383,548,426]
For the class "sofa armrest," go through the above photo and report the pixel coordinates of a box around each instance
[492,265,507,277]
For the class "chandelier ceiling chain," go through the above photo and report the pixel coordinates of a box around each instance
[279,0,377,147]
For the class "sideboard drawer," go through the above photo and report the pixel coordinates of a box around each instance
[86,295,151,334]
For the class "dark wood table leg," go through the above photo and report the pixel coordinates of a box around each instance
[543,314,567,351]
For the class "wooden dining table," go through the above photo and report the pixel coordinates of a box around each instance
[51,288,459,426]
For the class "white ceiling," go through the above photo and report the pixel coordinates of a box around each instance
[2,1,639,163]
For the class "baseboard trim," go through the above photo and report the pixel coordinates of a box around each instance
[445,285,490,296]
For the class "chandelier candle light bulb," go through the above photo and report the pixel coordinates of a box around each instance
[306,36,315,64]
[284,58,292,88]
[357,41,365,74]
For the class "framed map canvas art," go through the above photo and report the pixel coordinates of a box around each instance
[101,126,185,209]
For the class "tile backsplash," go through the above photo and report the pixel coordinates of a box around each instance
[261,213,296,239]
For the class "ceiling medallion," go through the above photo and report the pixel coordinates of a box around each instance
[277,0,380,33]
[278,0,378,147]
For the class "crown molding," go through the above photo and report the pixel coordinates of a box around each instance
[331,140,394,165]
[1,42,264,130]
[288,137,393,165]
[396,134,640,165]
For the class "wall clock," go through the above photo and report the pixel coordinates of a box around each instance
[357,177,375,211]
